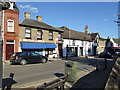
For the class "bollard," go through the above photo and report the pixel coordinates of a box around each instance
[96,59,98,71]
[105,58,107,69]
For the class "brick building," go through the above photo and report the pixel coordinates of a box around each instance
[19,12,64,58]
[1,1,19,61]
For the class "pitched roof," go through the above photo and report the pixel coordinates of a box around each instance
[113,38,120,45]
[19,18,63,32]
[60,26,92,41]
[90,33,99,40]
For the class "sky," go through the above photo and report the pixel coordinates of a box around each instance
[16,2,118,39]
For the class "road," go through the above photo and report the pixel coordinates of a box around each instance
[2,57,114,88]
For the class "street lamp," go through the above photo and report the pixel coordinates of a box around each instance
[0,0,10,88]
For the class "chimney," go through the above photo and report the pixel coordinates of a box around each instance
[24,12,30,18]
[85,25,89,34]
[36,16,42,22]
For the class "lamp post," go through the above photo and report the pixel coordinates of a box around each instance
[0,0,10,88]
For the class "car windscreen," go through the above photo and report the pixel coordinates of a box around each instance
[11,52,21,57]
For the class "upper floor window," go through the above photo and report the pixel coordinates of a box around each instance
[37,30,42,40]
[7,19,14,32]
[58,33,62,41]
[25,28,31,39]
[49,31,53,40]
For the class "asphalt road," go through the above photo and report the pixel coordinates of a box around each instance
[2,57,114,88]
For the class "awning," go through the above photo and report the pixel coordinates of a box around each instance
[21,42,57,49]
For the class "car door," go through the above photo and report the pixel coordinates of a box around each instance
[30,52,40,63]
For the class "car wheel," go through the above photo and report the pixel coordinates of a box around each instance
[20,59,27,65]
[41,58,47,63]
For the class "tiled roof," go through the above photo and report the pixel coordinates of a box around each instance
[60,26,92,41]
[113,38,120,45]
[90,33,98,40]
[19,18,63,32]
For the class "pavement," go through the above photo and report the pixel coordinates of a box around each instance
[71,56,117,89]
[2,56,116,89]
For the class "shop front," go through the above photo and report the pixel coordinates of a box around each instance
[20,42,57,58]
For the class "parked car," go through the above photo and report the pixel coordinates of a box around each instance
[10,52,48,65]
[99,51,112,58]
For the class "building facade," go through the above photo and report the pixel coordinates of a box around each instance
[97,38,106,54]
[19,12,64,58]
[60,26,92,57]
[1,2,19,61]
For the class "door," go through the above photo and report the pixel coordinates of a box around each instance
[30,52,40,63]
[80,47,83,56]
[6,44,14,60]
[58,44,63,57]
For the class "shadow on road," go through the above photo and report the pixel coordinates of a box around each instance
[2,73,17,90]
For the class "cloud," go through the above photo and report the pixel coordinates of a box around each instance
[104,18,108,22]
[20,5,38,13]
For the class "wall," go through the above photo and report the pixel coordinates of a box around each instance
[62,39,92,57]
[19,26,63,58]
[1,9,19,61]
[97,39,106,54]
[105,57,120,89]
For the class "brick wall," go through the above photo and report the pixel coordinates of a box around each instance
[2,9,19,60]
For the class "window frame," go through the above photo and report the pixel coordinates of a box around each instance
[25,28,31,39]
[7,19,14,32]
[49,31,53,40]
[58,32,62,41]
[37,30,42,40]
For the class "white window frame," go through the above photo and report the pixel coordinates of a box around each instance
[7,19,14,32]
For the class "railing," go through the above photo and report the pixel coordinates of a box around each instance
[37,75,67,90]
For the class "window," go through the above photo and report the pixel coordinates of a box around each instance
[37,30,42,40]
[49,31,53,40]
[25,29,31,39]
[49,49,53,55]
[58,33,62,41]
[7,20,14,32]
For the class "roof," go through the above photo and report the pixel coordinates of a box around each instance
[60,26,92,41]
[8,2,19,12]
[90,33,99,40]
[113,38,120,45]
[99,37,106,41]
[19,18,64,32]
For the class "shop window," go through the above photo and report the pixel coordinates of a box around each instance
[7,19,14,32]
[49,31,53,40]
[39,51,42,55]
[37,30,42,40]
[49,49,53,55]
[45,50,48,55]
[25,28,31,39]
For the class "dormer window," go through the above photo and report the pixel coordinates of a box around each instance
[7,19,14,32]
